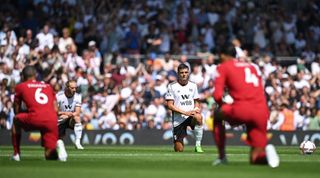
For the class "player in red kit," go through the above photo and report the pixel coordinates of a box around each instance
[212,46,279,168]
[11,65,67,161]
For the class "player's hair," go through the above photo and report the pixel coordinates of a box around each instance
[177,63,189,72]
[65,80,77,88]
[220,45,237,57]
[22,65,36,79]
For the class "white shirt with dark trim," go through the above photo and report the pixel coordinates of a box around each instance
[56,91,82,120]
[165,81,199,127]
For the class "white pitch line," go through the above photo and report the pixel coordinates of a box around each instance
[0,153,318,163]
[0,153,246,158]
[2,153,315,157]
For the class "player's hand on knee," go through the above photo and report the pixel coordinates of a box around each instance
[67,112,74,117]
[60,115,69,120]
[185,111,195,117]
[193,107,200,113]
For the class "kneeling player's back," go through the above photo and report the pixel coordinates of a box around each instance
[15,80,57,117]
[216,60,267,104]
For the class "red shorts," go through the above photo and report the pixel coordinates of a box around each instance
[221,102,269,148]
[15,112,58,149]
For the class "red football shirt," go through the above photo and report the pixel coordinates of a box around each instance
[213,59,267,105]
[14,79,57,120]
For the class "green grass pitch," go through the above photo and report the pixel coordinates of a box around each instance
[0,145,319,178]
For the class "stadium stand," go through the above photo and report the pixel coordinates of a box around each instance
[0,0,319,131]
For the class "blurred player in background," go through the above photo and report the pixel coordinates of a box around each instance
[56,80,84,149]
[165,63,204,153]
[12,65,67,161]
[212,45,279,167]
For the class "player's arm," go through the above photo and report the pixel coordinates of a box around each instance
[193,83,201,112]
[213,65,226,105]
[58,111,73,116]
[72,106,81,118]
[53,100,59,113]
[14,100,21,114]
[13,86,22,114]
[166,100,195,117]
[194,99,201,113]
[51,89,59,113]
[194,99,200,108]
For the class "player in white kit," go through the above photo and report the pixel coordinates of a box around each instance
[165,63,204,152]
[56,80,84,149]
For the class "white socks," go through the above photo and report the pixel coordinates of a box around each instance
[74,123,83,142]
[194,125,203,147]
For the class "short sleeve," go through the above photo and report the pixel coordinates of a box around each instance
[165,84,174,100]
[193,83,199,100]
[14,85,22,105]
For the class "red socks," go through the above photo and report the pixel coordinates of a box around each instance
[12,132,21,155]
[213,119,226,159]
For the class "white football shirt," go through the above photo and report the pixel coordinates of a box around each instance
[165,81,199,127]
[56,91,82,120]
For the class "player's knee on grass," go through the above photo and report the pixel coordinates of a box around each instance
[174,142,184,152]
[45,148,58,160]
[250,147,267,165]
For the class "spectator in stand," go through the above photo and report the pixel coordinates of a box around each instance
[311,57,320,75]
[306,108,320,130]
[202,54,217,80]
[144,23,162,54]
[0,47,12,69]
[98,109,117,130]
[125,23,141,54]
[25,29,37,48]
[58,27,74,53]
[120,57,136,77]
[294,106,308,130]
[0,111,7,129]
[16,36,30,63]
[275,103,295,131]
[179,55,191,70]
[145,92,166,129]
[159,26,171,54]
[189,64,204,88]
[87,41,102,77]
[36,24,54,51]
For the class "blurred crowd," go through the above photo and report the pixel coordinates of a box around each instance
[0,0,319,131]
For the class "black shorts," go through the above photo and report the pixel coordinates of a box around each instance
[173,117,196,143]
[58,118,74,138]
